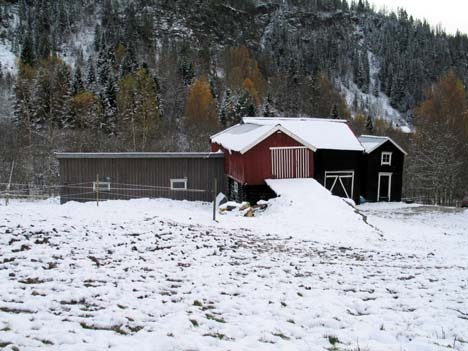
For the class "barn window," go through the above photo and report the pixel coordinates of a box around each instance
[93,181,111,192]
[170,178,187,190]
[381,152,392,166]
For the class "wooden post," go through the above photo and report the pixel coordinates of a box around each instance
[212,177,217,221]
[96,174,99,207]
[5,161,14,206]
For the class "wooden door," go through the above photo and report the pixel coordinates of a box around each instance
[378,172,392,201]
[271,147,310,179]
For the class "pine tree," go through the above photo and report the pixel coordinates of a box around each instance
[86,57,97,93]
[262,93,275,117]
[365,115,374,133]
[117,68,160,150]
[20,31,35,67]
[331,104,339,119]
[72,68,85,96]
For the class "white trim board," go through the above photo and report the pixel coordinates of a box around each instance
[170,178,188,191]
[324,170,355,199]
[381,151,392,166]
[359,135,408,155]
[377,172,392,201]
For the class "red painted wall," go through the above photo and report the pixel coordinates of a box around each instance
[212,130,314,185]
[211,143,245,183]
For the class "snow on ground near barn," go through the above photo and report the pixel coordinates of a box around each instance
[0,196,467,351]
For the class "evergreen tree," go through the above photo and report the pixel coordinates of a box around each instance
[20,31,35,67]
[72,68,85,96]
[365,115,374,133]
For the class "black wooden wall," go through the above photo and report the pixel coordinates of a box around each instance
[314,150,362,204]
[360,141,405,202]
[57,153,226,204]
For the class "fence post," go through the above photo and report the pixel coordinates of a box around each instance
[96,174,99,207]
[213,177,217,221]
[5,161,14,206]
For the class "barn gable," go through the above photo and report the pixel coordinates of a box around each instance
[211,117,364,154]
[359,135,407,155]
[211,117,365,204]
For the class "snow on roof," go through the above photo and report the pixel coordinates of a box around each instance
[211,117,364,153]
[358,135,407,155]
[55,152,224,159]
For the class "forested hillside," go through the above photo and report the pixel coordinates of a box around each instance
[0,0,467,203]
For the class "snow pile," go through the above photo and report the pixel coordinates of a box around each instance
[1,199,467,351]
[263,178,377,244]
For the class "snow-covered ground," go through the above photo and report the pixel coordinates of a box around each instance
[0,194,467,350]
[0,42,17,73]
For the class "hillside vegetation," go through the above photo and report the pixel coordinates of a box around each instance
[0,0,467,203]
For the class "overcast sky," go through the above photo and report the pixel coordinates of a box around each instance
[368,0,468,35]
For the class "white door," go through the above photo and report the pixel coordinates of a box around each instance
[377,172,392,201]
[271,147,310,179]
[324,171,355,199]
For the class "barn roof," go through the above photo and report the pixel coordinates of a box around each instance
[211,117,365,154]
[358,135,407,155]
[55,152,224,159]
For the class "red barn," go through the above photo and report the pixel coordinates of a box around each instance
[211,117,365,203]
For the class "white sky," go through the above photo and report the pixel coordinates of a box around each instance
[368,0,468,35]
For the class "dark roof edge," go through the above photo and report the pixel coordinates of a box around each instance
[55,152,225,159]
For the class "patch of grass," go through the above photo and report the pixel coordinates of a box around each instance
[79,322,128,335]
[272,332,290,340]
[0,306,35,314]
[18,277,46,284]
[189,319,199,327]
[39,339,54,345]
[0,342,13,348]
[193,300,203,307]
[328,335,340,345]
[60,298,86,305]
[204,332,228,340]
[205,313,226,323]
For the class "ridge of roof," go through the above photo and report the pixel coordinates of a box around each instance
[243,117,349,124]
[358,135,408,155]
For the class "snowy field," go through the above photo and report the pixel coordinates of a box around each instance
[1,190,467,350]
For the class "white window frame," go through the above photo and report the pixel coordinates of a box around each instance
[324,170,355,199]
[381,152,392,166]
[93,182,111,192]
[377,172,393,202]
[170,178,187,191]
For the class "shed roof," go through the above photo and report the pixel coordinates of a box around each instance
[358,135,407,155]
[55,152,224,159]
[211,117,364,154]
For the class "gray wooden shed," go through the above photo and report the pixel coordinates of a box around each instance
[56,152,225,204]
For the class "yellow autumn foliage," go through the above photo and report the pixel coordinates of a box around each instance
[184,76,218,128]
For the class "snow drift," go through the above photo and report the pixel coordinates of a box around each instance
[262,178,378,244]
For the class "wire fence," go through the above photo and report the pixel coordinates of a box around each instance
[0,178,220,220]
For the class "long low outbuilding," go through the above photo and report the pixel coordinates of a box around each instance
[56,152,225,204]
[56,117,407,205]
